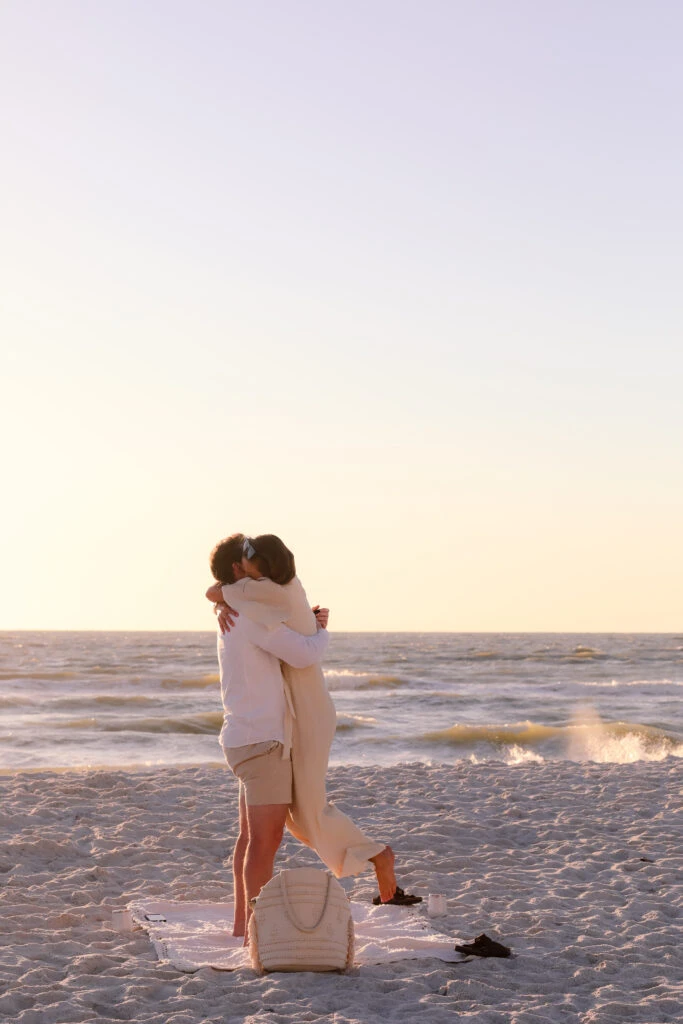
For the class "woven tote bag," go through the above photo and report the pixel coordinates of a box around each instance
[248,867,354,973]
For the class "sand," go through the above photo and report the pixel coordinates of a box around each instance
[0,759,681,1024]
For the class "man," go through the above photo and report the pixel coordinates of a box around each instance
[207,533,329,939]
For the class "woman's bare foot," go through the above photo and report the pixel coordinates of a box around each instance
[370,845,396,903]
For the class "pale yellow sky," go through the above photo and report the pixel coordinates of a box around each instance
[2,2,682,631]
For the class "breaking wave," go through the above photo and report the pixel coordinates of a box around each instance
[0,671,79,681]
[54,710,380,737]
[335,713,378,732]
[423,717,683,764]
[579,678,681,689]
[50,695,159,709]
[57,712,224,735]
[159,675,220,690]
[567,645,608,660]
[565,708,683,763]
[426,722,561,746]
[325,670,408,691]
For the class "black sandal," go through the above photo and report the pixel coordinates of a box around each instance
[372,886,423,906]
[455,933,511,958]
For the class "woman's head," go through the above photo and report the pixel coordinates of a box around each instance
[242,534,296,585]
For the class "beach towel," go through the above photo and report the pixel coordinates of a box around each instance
[128,898,464,972]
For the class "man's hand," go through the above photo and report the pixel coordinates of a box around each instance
[312,606,329,629]
[215,601,239,634]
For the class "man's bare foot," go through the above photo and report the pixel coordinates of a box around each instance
[370,844,396,903]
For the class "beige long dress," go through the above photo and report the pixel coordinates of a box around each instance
[221,575,385,877]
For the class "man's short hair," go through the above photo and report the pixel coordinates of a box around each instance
[209,533,246,585]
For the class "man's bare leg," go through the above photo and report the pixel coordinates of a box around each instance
[243,802,289,943]
[370,845,397,903]
[231,786,249,937]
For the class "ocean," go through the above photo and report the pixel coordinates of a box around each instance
[1,631,682,772]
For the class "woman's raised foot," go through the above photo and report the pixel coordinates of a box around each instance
[369,844,397,903]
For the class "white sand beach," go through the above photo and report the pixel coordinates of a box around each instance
[1,760,681,1024]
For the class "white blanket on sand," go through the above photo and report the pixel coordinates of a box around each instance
[129,899,464,971]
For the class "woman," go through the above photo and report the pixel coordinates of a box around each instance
[208,534,416,904]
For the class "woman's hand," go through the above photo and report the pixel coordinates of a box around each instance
[206,583,224,603]
[312,606,329,629]
[215,601,239,634]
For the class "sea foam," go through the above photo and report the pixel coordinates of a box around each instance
[566,707,683,763]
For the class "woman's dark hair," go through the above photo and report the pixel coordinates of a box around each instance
[247,534,296,585]
[210,533,246,584]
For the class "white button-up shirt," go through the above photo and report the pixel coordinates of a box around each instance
[217,619,328,749]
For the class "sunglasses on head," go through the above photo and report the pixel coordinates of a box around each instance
[243,539,257,560]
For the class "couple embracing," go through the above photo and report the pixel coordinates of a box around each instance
[206,532,418,940]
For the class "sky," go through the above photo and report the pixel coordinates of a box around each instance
[1,0,681,631]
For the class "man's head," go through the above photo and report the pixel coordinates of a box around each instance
[209,533,247,585]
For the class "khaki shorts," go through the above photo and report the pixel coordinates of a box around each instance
[224,740,292,807]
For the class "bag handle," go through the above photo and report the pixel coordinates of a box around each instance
[280,871,332,933]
